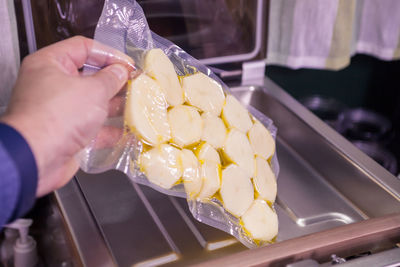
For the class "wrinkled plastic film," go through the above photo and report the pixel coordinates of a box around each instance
[80,0,280,248]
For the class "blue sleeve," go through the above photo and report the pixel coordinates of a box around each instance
[0,123,38,228]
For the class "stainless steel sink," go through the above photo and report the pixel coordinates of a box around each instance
[55,78,400,266]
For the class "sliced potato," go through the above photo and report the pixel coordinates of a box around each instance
[248,121,275,160]
[220,164,254,217]
[241,199,278,241]
[254,156,277,203]
[144,48,184,106]
[125,74,171,145]
[182,72,225,116]
[139,144,182,189]
[197,161,221,200]
[196,142,220,164]
[181,149,202,199]
[222,95,252,133]
[223,129,255,177]
[168,105,203,148]
[201,112,227,149]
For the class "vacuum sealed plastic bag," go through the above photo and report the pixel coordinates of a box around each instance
[79,0,280,248]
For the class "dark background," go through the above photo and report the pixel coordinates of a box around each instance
[266,55,400,165]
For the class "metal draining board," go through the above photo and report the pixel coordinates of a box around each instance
[74,134,365,267]
[58,78,400,266]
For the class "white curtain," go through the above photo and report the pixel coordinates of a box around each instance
[267,0,400,70]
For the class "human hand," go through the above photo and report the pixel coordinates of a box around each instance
[0,36,134,197]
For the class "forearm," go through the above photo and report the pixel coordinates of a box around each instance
[0,123,38,228]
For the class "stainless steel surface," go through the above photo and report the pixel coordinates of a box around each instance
[137,0,266,65]
[19,196,82,267]
[195,213,400,267]
[57,78,400,266]
[197,0,264,65]
[241,60,266,86]
[286,259,319,267]
[321,248,400,267]
[261,77,400,206]
[55,179,115,267]
[73,170,244,267]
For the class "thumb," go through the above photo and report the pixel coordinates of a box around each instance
[90,64,129,99]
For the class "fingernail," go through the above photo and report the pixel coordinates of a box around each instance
[109,64,128,81]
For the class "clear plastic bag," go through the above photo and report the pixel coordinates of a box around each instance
[80,0,279,248]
